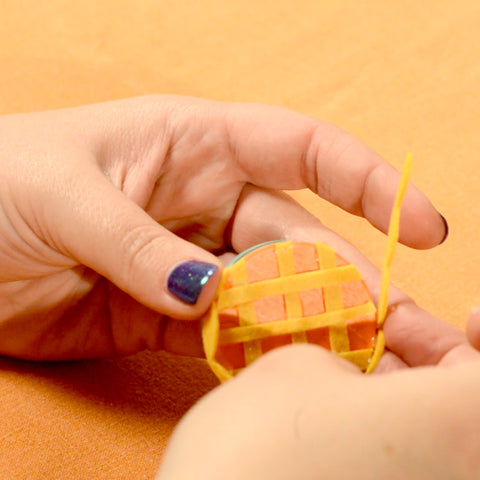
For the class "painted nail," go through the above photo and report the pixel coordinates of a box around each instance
[439,214,449,244]
[168,261,218,305]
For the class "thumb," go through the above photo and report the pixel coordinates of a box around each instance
[157,345,362,480]
[51,168,222,319]
[238,343,363,381]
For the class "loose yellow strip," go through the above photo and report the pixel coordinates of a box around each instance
[376,153,412,327]
[366,330,385,373]
[366,153,412,373]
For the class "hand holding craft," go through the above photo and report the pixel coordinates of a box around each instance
[0,95,460,366]
[157,344,480,480]
[202,156,410,379]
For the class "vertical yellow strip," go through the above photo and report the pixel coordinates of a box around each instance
[376,154,413,328]
[275,242,306,342]
[366,154,412,374]
[316,244,350,353]
[235,259,263,365]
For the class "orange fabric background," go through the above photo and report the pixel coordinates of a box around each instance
[1,1,480,478]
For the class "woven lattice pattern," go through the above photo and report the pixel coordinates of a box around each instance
[203,241,380,381]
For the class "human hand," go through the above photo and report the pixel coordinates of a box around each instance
[0,95,455,362]
[157,345,480,480]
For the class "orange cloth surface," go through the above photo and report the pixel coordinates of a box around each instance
[1,1,480,478]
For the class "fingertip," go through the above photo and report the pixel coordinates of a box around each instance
[394,180,448,249]
[166,259,223,319]
[467,306,480,351]
[438,214,449,245]
[167,260,219,306]
[363,164,448,250]
[398,207,447,249]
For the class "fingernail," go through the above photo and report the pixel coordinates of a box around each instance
[439,214,449,244]
[168,261,218,305]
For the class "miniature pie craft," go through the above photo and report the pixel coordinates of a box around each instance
[202,155,412,381]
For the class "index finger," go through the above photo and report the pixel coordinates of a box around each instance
[76,96,446,249]
[224,102,446,249]
[383,299,480,367]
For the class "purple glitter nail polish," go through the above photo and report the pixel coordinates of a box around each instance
[168,261,218,305]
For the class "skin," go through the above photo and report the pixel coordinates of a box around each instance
[0,95,479,476]
[0,95,453,359]
[157,345,480,480]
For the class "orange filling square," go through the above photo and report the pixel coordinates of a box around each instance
[218,308,240,330]
[261,334,292,353]
[245,245,279,283]
[340,280,371,308]
[346,317,377,350]
[298,288,325,316]
[215,342,246,370]
[292,242,318,273]
[253,295,286,323]
[306,327,331,349]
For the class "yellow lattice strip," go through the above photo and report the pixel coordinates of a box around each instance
[339,349,373,370]
[232,258,263,365]
[217,264,360,311]
[202,300,219,369]
[366,154,412,373]
[316,243,342,311]
[218,303,375,344]
[275,242,307,343]
[202,288,234,382]
[316,243,350,353]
